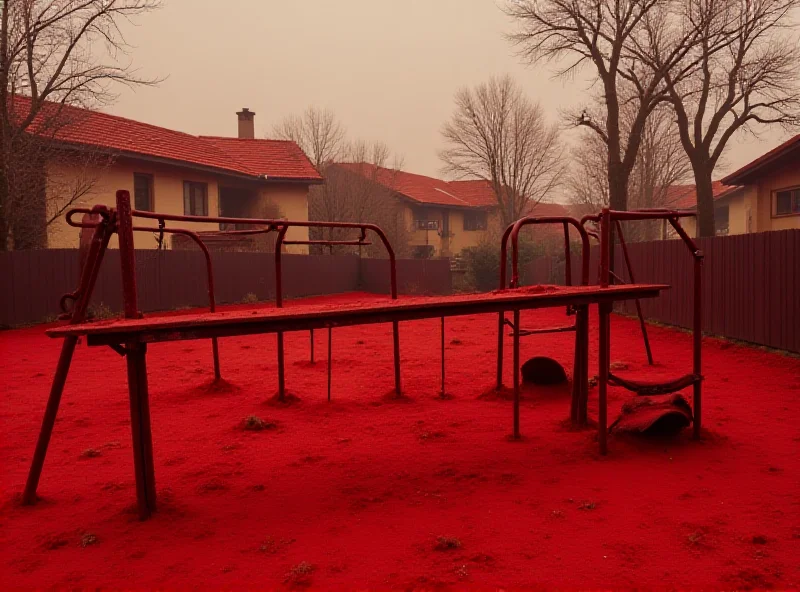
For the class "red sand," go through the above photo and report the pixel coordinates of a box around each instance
[1,292,798,589]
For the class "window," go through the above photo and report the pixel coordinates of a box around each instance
[463,210,488,231]
[183,181,208,216]
[415,219,439,231]
[714,205,729,235]
[133,173,153,211]
[775,187,800,216]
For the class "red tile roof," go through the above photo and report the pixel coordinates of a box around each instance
[447,180,498,207]
[721,134,800,185]
[524,202,571,217]
[11,94,321,182]
[335,163,485,207]
[664,181,741,209]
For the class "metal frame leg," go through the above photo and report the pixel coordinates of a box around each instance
[598,302,611,454]
[440,317,445,397]
[392,321,401,396]
[277,331,286,401]
[496,312,505,390]
[22,336,80,504]
[126,342,157,519]
[513,309,521,439]
[327,328,332,402]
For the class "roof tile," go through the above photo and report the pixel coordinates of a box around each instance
[12,94,321,181]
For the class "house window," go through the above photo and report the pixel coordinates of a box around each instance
[415,219,439,231]
[715,205,729,235]
[183,181,208,216]
[774,187,800,216]
[463,210,488,231]
[133,173,153,211]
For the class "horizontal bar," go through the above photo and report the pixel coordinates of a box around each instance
[282,240,372,246]
[511,325,577,337]
[50,285,668,346]
[606,210,696,221]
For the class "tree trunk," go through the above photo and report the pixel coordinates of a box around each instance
[694,167,716,238]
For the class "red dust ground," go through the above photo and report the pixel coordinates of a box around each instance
[1,292,798,589]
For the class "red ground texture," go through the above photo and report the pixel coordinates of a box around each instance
[1,292,798,589]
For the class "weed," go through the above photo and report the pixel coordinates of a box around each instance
[241,292,259,304]
[285,561,314,587]
[87,302,115,321]
[434,536,462,551]
[241,415,275,431]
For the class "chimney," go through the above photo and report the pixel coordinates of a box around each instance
[236,108,255,139]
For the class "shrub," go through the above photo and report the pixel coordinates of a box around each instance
[462,237,545,292]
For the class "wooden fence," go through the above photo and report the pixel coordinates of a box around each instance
[0,249,451,327]
[523,229,800,353]
[3,230,797,353]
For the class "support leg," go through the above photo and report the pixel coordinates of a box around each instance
[392,320,401,396]
[496,312,504,389]
[598,303,611,455]
[327,328,332,402]
[277,331,286,401]
[570,306,590,426]
[22,336,79,504]
[513,309,520,439]
[440,317,445,397]
[126,342,157,519]
[211,337,221,381]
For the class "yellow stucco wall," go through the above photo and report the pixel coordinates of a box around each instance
[756,166,800,232]
[403,204,491,256]
[46,158,310,252]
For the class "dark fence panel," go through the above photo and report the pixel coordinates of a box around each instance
[521,230,799,353]
[1,250,449,327]
[359,258,452,295]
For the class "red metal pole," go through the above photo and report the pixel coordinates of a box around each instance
[275,225,289,401]
[23,213,114,505]
[327,328,332,401]
[513,309,521,439]
[598,208,612,454]
[497,224,514,389]
[440,316,445,397]
[693,254,703,438]
[134,226,222,380]
[598,302,611,455]
[563,222,572,286]
[117,189,157,518]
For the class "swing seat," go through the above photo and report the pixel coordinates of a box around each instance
[608,372,700,396]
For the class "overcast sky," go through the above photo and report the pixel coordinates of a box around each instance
[111,0,792,196]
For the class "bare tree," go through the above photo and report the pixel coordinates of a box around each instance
[439,75,564,228]
[505,0,707,214]
[310,140,410,258]
[569,102,692,239]
[641,0,800,236]
[271,106,345,171]
[0,0,160,249]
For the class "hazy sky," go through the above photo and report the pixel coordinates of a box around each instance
[111,0,792,194]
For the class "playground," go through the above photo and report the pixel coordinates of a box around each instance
[1,195,798,589]
[1,296,799,588]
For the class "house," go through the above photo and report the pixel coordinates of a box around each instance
[328,163,569,257]
[719,134,800,233]
[667,134,800,237]
[665,182,746,236]
[12,95,322,251]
